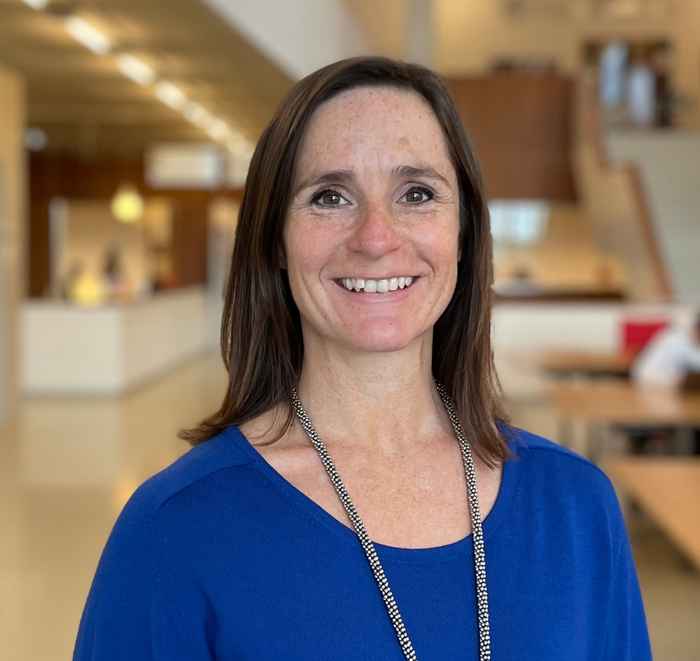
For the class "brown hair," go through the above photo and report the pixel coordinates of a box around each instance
[179,56,512,467]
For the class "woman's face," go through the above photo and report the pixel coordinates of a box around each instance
[284,85,461,355]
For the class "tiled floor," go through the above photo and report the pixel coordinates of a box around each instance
[1,352,698,660]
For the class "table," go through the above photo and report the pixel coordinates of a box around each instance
[537,350,634,378]
[602,457,700,571]
[551,380,700,425]
[549,380,700,458]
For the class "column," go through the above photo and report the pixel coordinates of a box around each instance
[405,0,433,67]
[0,64,26,427]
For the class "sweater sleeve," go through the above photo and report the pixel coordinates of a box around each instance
[601,493,653,661]
[72,487,215,660]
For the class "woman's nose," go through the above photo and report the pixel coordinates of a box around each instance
[346,203,402,258]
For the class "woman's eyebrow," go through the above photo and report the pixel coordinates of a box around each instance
[392,164,452,188]
[293,169,354,197]
[293,164,452,197]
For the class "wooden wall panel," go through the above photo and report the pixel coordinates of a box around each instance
[446,73,576,201]
[171,200,209,288]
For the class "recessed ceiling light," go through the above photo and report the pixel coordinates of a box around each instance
[22,0,50,9]
[64,16,111,55]
[183,102,210,128]
[207,118,230,141]
[117,54,155,86]
[155,81,186,110]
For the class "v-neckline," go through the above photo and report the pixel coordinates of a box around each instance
[232,425,520,564]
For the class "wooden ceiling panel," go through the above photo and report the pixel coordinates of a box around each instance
[0,0,293,157]
[29,102,177,124]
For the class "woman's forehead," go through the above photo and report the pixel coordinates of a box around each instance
[295,86,454,177]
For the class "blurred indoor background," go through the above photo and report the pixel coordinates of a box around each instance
[0,0,699,658]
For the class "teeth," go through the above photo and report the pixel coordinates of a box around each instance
[339,276,415,292]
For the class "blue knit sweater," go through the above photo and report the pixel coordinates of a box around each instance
[73,424,652,660]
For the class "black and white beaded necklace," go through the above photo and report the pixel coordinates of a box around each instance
[289,382,492,660]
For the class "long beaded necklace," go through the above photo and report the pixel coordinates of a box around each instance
[289,382,492,660]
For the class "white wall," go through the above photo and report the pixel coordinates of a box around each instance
[202,0,371,79]
[0,64,25,427]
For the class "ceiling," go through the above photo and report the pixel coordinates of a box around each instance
[0,0,293,157]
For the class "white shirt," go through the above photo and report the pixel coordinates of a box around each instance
[600,42,628,107]
[631,327,700,387]
[627,64,656,127]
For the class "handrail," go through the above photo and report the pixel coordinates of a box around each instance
[573,75,673,301]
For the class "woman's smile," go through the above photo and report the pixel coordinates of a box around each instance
[331,275,421,306]
[336,276,417,293]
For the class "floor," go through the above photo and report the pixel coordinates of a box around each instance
[1,352,698,660]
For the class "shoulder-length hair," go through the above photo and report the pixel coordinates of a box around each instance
[179,56,511,467]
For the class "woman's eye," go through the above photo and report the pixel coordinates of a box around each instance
[311,189,350,207]
[402,187,434,204]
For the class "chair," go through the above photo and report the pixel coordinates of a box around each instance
[620,318,669,358]
[619,317,672,453]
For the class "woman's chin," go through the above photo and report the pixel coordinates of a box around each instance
[340,328,425,354]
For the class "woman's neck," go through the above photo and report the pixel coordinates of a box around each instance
[295,336,451,455]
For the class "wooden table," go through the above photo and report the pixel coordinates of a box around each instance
[549,380,700,458]
[551,380,700,425]
[537,349,635,378]
[602,457,700,571]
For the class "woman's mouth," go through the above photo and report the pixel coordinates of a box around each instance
[334,276,418,293]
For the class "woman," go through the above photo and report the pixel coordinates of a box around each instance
[73,57,651,660]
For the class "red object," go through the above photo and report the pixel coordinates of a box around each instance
[620,318,669,357]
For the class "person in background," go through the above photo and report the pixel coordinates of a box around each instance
[630,312,700,454]
[149,253,179,293]
[60,259,104,307]
[650,43,673,128]
[101,243,132,303]
[60,259,85,301]
[599,40,628,110]
[631,313,700,388]
[626,47,656,128]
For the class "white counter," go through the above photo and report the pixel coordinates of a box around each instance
[22,287,211,395]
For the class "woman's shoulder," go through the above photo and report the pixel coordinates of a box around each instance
[74,426,258,659]
[505,423,605,468]
[503,424,620,509]
[120,425,256,526]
